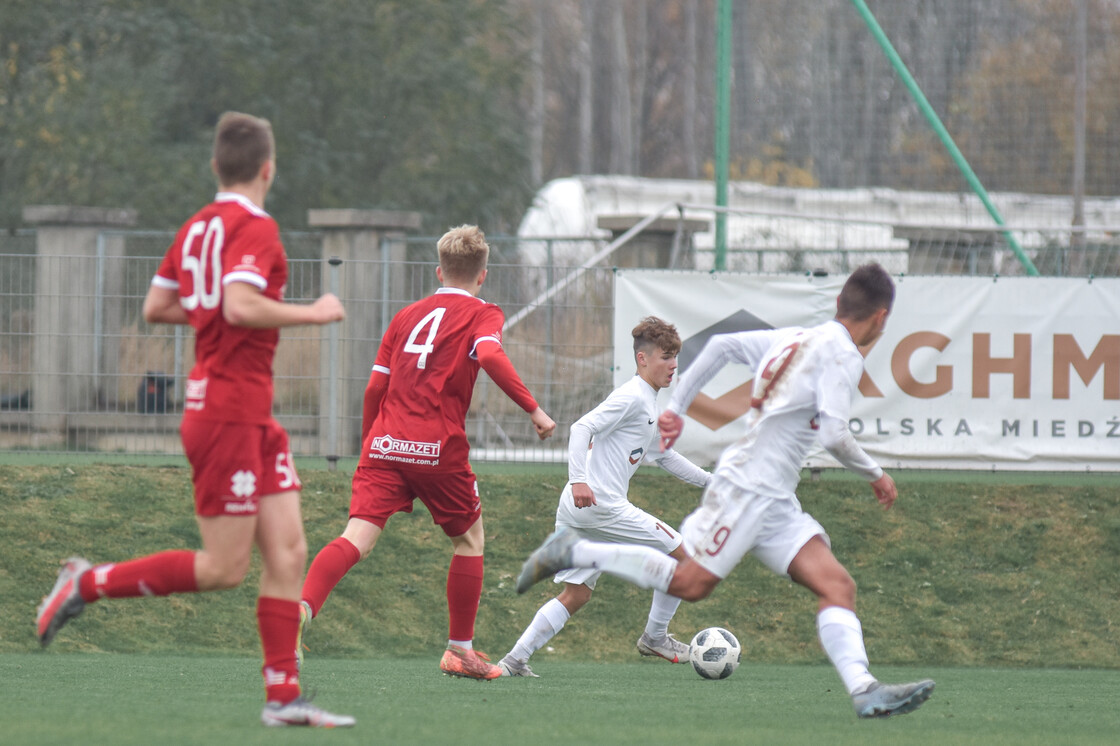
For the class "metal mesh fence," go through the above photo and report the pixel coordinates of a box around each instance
[2,217,1117,460]
[0,231,617,461]
[0,234,36,424]
[697,212,1120,278]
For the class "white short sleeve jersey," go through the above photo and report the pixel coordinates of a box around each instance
[695,320,865,498]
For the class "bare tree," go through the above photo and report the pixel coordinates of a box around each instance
[630,0,648,175]
[609,2,633,174]
[682,0,699,178]
[1071,0,1087,247]
[530,0,545,186]
[578,0,594,174]
[520,0,1120,204]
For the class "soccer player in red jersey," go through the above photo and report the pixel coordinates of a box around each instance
[35,112,355,728]
[298,224,556,679]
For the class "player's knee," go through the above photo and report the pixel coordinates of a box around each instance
[840,573,857,605]
[270,541,307,585]
[345,529,378,559]
[670,574,719,602]
[558,584,592,612]
[214,571,245,589]
[342,518,382,559]
[201,555,251,589]
[290,536,308,569]
[824,572,857,608]
[449,527,485,555]
[678,583,713,602]
[226,556,254,587]
[668,560,720,602]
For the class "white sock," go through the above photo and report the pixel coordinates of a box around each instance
[572,541,677,592]
[448,639,473,650]
[817,606,877,695]
[509,597,570,662]
[644,590,682,640]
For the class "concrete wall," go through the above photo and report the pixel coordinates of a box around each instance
[23,206,137,443]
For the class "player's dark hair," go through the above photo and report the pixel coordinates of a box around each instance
[212,112,274,187]
[632,316,681,358]
[437,225,490,281]
[836,263,895,321]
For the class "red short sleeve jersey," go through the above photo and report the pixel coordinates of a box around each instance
[152,192,287,423]
[361,288,506,471]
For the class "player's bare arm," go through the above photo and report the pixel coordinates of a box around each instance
[530,407,556,440]
[658,409,683,451]
[142,284,190,325]
[223,282,345,328]
[571,482,596,508]
[870,473,897,510]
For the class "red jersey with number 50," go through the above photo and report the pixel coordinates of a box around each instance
[362,288,505,471]
[152,193,287,424]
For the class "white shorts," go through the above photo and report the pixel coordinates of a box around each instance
[680,472,828,580]
[554,502,683,589]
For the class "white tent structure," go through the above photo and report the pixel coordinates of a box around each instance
[518,175,1120,275]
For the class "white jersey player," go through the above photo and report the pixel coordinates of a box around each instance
[499,317,710,677]
[516,265,935,719]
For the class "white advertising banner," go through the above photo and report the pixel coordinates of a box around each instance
[614,270,1120,472]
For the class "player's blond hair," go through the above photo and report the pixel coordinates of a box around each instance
[437,225,490,282]
[212,112,274,187]
[632,316,681,358]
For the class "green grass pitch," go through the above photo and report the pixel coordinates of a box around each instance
[4,654,1119,745]
[3,461,1119,742]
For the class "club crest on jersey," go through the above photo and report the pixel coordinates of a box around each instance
[369,434,441,463]
[629,447,644,465]
[185,377,207,411]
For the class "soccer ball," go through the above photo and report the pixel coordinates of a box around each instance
[688,627,741,680]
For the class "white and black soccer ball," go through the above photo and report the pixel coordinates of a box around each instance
[689,627,741,680]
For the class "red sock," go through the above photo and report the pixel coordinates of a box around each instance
[301,537,361,617]
[258,597,301,705]
[447,554,484,642]
[78,550,197,602]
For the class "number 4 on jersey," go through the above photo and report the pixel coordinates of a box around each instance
[750,340,801,410]
[404,307,446,369]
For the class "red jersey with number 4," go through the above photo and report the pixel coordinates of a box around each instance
[362,288,505,471]
[152,192,287,424]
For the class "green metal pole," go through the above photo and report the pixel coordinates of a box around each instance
[714,0,731,271]
[848,0,1040,276]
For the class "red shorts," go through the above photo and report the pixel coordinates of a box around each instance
[349,465,481,537]
[181,418,301,517]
